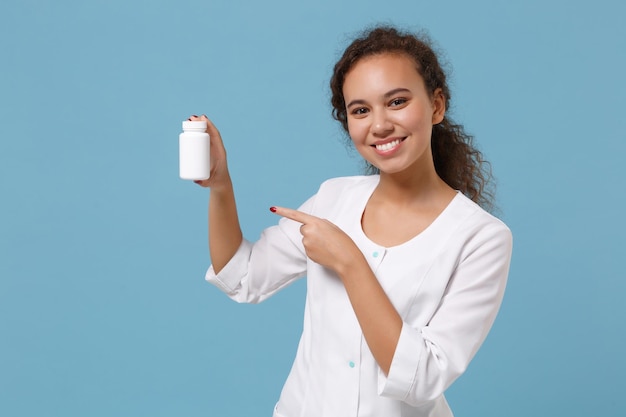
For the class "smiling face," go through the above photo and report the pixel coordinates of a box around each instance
[343,53,446,177]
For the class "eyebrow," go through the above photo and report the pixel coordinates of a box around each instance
[346,88,411,108]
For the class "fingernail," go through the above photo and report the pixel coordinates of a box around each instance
[269,207,277,213]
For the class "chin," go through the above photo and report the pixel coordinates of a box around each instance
[377,159,424,176]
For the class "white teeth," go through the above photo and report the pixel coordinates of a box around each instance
[376,139,401,151]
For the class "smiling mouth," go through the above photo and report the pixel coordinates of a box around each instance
[374,138,405,152]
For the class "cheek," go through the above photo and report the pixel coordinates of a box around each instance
[347,119,366,142]
[394,109,428,130]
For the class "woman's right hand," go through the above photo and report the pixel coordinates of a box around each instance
[188,114,230,190]
[188,115,242,272]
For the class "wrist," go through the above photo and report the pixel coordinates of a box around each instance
[209,173,234,195]
[336,246,368,280]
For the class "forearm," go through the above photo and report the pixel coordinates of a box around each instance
[208,175,243,274]
[338,255,402,375]
[269,205,404,374]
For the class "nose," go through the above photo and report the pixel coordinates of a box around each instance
[370,111,393,136]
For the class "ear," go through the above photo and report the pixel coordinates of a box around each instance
[431,88,446,125]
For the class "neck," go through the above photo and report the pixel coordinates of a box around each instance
[375,160,453,206]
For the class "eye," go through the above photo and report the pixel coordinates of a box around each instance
[389,97,408,107]
[351,107,369,116]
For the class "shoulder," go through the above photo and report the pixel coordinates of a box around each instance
[316,175,379,196]
[304,175,378,219]
[451,192,513,248]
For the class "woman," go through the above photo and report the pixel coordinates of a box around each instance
[192,26,512,417]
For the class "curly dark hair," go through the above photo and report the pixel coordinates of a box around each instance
[330,26,495,211]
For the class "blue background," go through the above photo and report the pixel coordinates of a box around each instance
[1,0,624,415]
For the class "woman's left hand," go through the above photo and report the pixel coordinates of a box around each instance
[271,206,363,276]
[273,206,402,376]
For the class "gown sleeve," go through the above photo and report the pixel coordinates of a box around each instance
[205,195,316,304]
[378,217,513,405]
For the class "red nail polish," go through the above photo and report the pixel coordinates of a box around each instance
[269,206,277,213]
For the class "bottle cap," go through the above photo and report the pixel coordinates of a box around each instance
[182,120,208,131]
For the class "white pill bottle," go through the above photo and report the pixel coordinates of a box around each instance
[179,120,210,180]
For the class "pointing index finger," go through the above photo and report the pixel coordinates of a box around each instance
[270,206,317,224]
